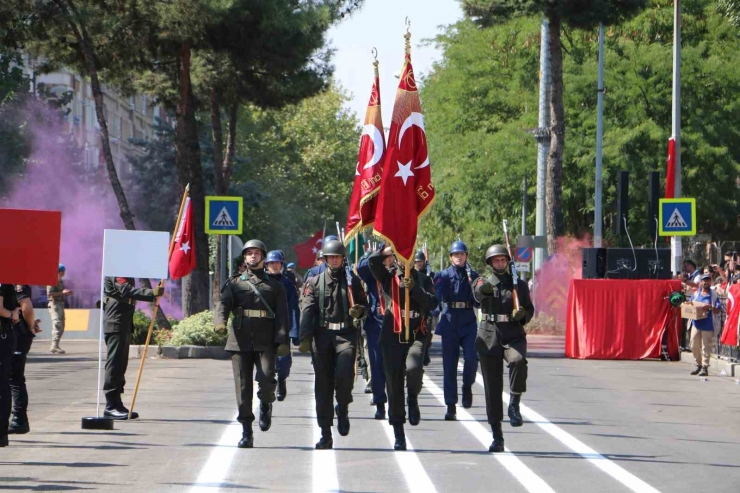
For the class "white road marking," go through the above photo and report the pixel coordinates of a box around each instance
[312,408,339,493]
[380,420,438,493]
[423,376,556,493]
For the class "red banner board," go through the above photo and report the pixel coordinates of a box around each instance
[0,209,62,286]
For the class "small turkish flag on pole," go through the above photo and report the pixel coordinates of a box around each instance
[293,229,325,269]
[169,194,195,280]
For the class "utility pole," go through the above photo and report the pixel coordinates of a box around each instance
[521,177,528,281]
[594,23,605,248]
[534,18,551,273]
[670,0,682,274]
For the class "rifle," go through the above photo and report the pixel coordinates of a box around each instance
[423,241,431,276]
[502,220,521,311]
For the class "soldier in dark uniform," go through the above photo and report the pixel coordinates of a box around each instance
[215,239,289,449]
[265,250,300,402]
[9,285,41,434]
[434,240,479,420]
[368,245,437,451]
[299,240,367,450]
[0,283,22,447]
[473,244,534,453]
[413,251,437,368]
[102,277,164,419]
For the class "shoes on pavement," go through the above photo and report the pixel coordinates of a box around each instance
[462,385,473,409]
[508,394,523,427]
[698,366,709,377]
[444,404,456,421]
[49,345,65,354]
[408,396,420,426]
[316,427,333,449]
[374,403,386,420]
[393,423,406,451]
[489,422,505,453]
[259,403,272,432]
[335,404,350,437]
[690,366,702,375]
[8,414,30,435]
[277,380,287,402]
[238,426,254,448]
[0,434,7,447]
[364,380,372,394]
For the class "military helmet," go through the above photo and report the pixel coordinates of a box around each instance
[449,241,468,255]
[323,240,346,257]
[242,239,267,257]
[414,250,426,262]
[325,235,339,242]
[58,263,66,272]
[317,249,325,259]
[266,250,284,264]
[485,244,510,264]
[286,262,296,270]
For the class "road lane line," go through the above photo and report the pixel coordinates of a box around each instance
[380,420,438,493]
[189,391,258,492]
[312,408,339,493]
[423,376,556,493]
[472,371,661,493]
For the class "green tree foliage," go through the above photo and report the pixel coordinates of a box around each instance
[0,49,31,197]
[718,0,740,28]
[420,0,740,270]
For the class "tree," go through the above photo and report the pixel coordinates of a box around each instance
[462,0,646,253]
[718,0,740,27]
[0,48,31,198]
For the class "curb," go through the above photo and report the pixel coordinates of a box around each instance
[679,350,738,377]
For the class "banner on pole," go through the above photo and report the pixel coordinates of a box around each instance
[102,230,169,279]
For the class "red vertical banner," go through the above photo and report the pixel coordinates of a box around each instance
[0,209,61,285]
[169,197,195,280]
[665,137,676,199]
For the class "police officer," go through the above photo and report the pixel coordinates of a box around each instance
[434,241,479,420]
[102,277,164,419]
[356,248,389,419]
[473,245,534,452]
[47,264,72,354]
[414,251,437,367]
[265,250,300,401]
[299,239,367,450]
[0,283,22,447]
[369,245,437,451]
[215,239,289,449]
[9,284,41,434]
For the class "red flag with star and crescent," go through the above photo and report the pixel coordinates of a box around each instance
[721,283,740,346]
[345,65,386,245]
[293,229,325,269]
[169,197,195,280]
[373,50,435,264]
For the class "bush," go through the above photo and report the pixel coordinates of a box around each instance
[168,310,227,347]
[132,310,180,345]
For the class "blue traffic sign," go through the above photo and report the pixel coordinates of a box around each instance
[515,246,532,263]
[658,198,696,236]
[205,196,243,235]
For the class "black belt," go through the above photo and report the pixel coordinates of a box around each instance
[485,314,511,322]
[323,322,347,331]
[241,309,274,319]
[445,302,472,309]
[400,310,421,319]
[105,296,135,306]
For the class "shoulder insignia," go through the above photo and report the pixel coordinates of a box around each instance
[116,277,128,285]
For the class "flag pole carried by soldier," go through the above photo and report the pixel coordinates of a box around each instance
[298,239,368,450]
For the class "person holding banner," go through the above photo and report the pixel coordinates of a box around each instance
[215,240,289,449]
[473,245,534,453]
[299,240,367,450]
[368,245,437,451]
[102,277,164,420]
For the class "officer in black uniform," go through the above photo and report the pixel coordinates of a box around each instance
[413,251,436,367]
[9,284,41,434]
[0,283,22,447]
[368,245,437,451]
[102,277,164,420]
[215,239,289,449]
[473,244,534,453]
[299,240,367,450]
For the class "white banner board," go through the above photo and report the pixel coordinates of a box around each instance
[102,229,170,279]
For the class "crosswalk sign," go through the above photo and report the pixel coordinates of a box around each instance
[658,198,696,236]
[205,196,243,235]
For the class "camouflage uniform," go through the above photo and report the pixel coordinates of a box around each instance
[47,280,66,353]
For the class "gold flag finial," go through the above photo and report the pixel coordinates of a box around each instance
[372,48,379,76]
[404,18,411,55]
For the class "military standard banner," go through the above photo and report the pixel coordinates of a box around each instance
[0,209,61,286]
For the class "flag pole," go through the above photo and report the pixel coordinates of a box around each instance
[128,184,190,419]
[404,258,411,341]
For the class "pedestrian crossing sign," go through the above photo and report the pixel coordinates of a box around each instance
[205,196,243,234]
[658,198,696,236]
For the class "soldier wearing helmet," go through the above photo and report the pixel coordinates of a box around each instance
[433,240,479,421]
[414,250,437,367]
[299,239,368,450]
[47,263,73,354]
[473,244,534,453]
[214,239,290,449]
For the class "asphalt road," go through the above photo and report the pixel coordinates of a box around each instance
[2,337,739,492]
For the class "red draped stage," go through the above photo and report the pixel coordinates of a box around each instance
[566,279,682,360]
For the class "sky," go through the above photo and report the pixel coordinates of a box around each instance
[327,0,464,126]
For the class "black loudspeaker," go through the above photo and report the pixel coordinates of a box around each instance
[581,247,671,280]
[648,171,660,240]
[616,170,629,236]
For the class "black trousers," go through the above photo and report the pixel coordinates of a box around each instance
[231,350,276,425]
[311,330,356,428]
[0,329,17,434]
[10,330,33,415]
[381,336,424,425]
[479,338,527,424]
[104,331,131,398]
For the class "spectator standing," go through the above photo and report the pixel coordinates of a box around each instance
[47,264,73,354]
[688,273,722,377]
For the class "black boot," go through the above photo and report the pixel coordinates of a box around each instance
[444,404,456,421]
[690,365,702,375]
[315,426,333,449]
[393,423,406,451]
[698,366,709,377]
[335,404,350,437]
[237,424,254,448]
[374,402,386,420]
[259,402,272,432]
[489,422,505,453]
[408,395,420,426]
[364,380,372,394]
[103,394,130,420]
[8,413,30,435]
[508,393,523,427]
[0,431,7,447]
[276,380,287,402]
[462,385,473,409]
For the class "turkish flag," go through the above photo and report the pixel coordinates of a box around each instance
[169,197,195,280]
[373,52,435,263]
[0,209,61,285]
[721,283,740,346]
[293,229,324,269]
[665,137,676,199]
[345,70,386,244]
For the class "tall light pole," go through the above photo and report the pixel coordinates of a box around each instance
[594,23,605,248]
[671,0,682,274]
[534,18,550,272]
